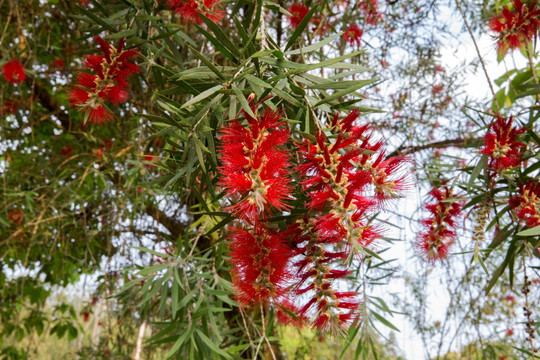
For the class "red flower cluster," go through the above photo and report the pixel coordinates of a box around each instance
[510,180,540,228]
[219,107,292,221]
[228,226,292,307]
[489,0,540,58]
[288,111,408,332]
[219,104,409,333]
[416,186,463,262]
[287,3,310,28]
[2,60,26,85]
[343,24,363,47]
[219,102,294,308]
[69,37,139,124]
[2,101,17,115]
[480,115,526,170]
[8,209,24,223]
[169,0,224,24]
[359,0,383,25]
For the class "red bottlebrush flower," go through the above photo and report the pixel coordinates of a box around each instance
[285,219,362,333]
[60,145,73,156]
[505,294,516,304]
[416,185,463,262]
[168,0,224,24]
[343,24,363,47]
[432,84,444,96]
[104,138,114,150]
[144,153,158,168]
[489,0,540,58]
[506,328,514,336]
[228,225,292,307]
[82,312,91,322]
[94,148,104,158]
[50,59,64,70]
[8,209,24,223]
[509,180,540,228]
[297,110,408,254]
[218,106,292,222]
[2,60,26,85]
[69,37,139,124]
[380,60,389,68]
[480,115,526,170]
[287,3,310,28]
[359,0,383,25]
[435,65,445,72]
[2,101,17,115]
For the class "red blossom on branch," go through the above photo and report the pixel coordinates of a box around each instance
[359,0,383,25]
[228,225,292,307]
[219,106,292,222]
[480,115,526,170]
[2,60,26,85]
[2,101,18,115]
[416,185,463,262]
[287,3,310,28]
[69,37,139,124]
[169,0,224,24]
[509,180,540,228]
[489,0,540,58]
[297,110,409,254]
[343,24,363,47]
[8,209,24,223]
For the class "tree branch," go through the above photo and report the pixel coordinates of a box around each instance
[387,137,481,158]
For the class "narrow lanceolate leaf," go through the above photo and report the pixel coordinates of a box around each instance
[314,81,374,107]
[195,329,233,359]
[286,32,341,55]
[232,85,256,118]
[285,8,317,51]
[516,225,540,236]
[181,85,222,109]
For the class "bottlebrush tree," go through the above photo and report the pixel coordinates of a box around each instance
[1,0,539,359]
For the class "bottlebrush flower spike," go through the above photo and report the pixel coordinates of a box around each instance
[2,60,26,85]
[286,219,361,334]
[8,209,24,223]
[218,106,292,222]
[228,224,292,307]
[297,110,408,255]
[343,24,363,47]
[287,3,310,28]
[69,36,139,124]
[169,0,224,24]
[489,0,540,58]
[509,180,540,228]
[480,115,526,170]
[359,0,383,25]
[416,185,463,262]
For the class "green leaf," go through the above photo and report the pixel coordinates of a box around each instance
[314,81,374,107]
[232,85,256,118]
[181,85,223,109]
[195,329,233,359]
[285,8,316,51]
[286,32,341,55]
[371,310,399,331]
[517,225,540,237]
[166,329,191,358]
[467,154,486,190]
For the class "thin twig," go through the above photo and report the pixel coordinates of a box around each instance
[455,0,500,112]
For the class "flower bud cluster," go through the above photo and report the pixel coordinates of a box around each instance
[416,185,463,262]
[69,37,139,124]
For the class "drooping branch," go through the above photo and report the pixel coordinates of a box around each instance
[387,137,481,158]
